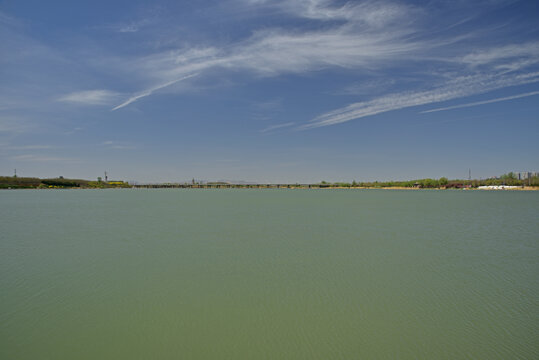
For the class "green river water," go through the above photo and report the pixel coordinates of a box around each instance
[1,189,538,359]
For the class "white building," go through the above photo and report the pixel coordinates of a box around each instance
[517,171,538,180]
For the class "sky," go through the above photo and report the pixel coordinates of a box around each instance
[1,0,538,183]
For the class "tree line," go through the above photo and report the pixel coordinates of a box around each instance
[320,175,539,188]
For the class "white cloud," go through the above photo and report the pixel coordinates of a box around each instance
[117,18,153,33]
[260,122,295,133]
[11,154,77,162]
[237,29,419,74]
[460,42,539,68]
[100,140,135,149]
[107,1,421,108]
[112,17,420,110]
[241,0,414,26]
[111,73,199,110]
[6,0,537,134]
[421,90,539,113]
[142,12,420,78]
[58,90,121,105]
[1,144,54,150]
[336,79,396,95]
[301,71,539,129]
[119,25,139,33]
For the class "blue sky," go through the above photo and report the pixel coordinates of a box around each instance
[1,0,538,183]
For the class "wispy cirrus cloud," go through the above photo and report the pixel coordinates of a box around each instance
[113,29,419,107]
[241,0,416,26]
[1,144,55,150]
[125,30,421,94]
[100,140,135,149]
[299,40,539,129]
[4,1,538,135]
[460,42,539,67]
[118,20,149,33]
[301,71,539,129]
[105,1,422,109]
[115,17,154,33]
[421,90,539,113]
[58,90,121,105]
[260,122,295,133]
[335,79,397,96]
[11,154,78,163]
[111,73,199,110]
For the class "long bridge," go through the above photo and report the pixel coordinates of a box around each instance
[131,183,331,189]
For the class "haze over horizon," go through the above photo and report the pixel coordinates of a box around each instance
[1,0,538,183]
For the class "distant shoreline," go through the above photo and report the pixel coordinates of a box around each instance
[2,175,538,190]
[2,185,538,191]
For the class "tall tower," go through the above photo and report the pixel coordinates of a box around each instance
[104,171,108,182]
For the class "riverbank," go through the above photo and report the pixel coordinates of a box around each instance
[2,176,538,190]
[3,185,538,190]
[0,176,130,189]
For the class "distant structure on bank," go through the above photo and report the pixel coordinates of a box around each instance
[518,171,538,180]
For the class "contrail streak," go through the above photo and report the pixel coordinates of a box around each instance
[112,73,199,111]
[421,91,539,113]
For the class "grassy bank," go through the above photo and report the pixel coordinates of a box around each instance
[0,176,130,189]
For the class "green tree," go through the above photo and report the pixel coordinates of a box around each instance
[502,172,516,180]
[439,177,448,186]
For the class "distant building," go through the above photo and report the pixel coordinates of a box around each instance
[517,171,538,180]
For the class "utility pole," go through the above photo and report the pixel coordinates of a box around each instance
[14,168,17,177]
[104,171,108,182]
